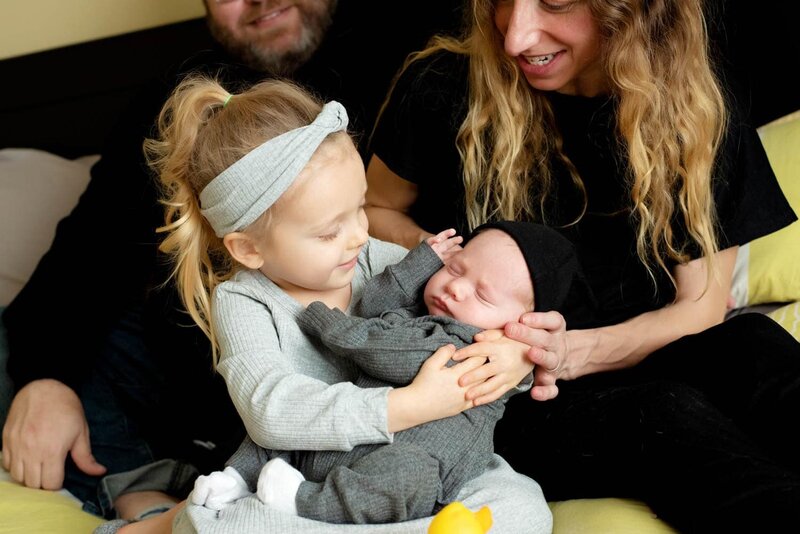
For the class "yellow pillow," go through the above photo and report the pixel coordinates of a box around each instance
[0,481,103,534]
[550,498,677,534]
[767,300,800,341]
[731,110,800,306]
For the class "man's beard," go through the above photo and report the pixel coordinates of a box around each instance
[208,0,337,76]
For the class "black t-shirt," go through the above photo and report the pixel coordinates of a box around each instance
[371,51,797,326]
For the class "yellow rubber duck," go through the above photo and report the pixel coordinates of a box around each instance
[428,502,493,534]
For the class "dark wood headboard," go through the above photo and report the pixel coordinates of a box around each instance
[0,18,214,159]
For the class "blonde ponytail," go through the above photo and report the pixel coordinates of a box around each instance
[145,75,326,365]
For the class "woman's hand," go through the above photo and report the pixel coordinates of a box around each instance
[426,228,463,262]
[451,330,534,406]
[503,311,580,401]
[496,248,739,403]
[388,344,486,432]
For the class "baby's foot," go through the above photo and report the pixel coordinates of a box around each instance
[192,466,251,510]
[256,458,305,515]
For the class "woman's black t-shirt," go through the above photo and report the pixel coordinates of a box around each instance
[370,51,796,326]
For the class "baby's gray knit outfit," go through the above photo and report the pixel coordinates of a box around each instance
[176,238,551,534]
[227,242,531,523]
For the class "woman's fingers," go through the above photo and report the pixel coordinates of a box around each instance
[528,345,562,373]
[530,367,560,401]
[520,310,566,332]
[504,323,555,352]
[531,384,559,401]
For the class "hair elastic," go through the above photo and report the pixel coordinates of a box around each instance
[222,94,233,108]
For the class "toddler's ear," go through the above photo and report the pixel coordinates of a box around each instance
[223,232,264,269]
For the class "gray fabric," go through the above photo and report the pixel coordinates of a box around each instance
[303,306,478,383]
[226,436,278,490]
[92,518,133,534]
[305,244,480,382]
[99,458,198,508]
[213,238,407,452]
[175,454,552,534]
[206,241,552,533]
[296,442,442,523]
[200,101,349,236]
[226,434,448,524]
[285,242,526,522]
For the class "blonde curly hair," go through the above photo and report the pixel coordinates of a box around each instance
[396,0,726,288]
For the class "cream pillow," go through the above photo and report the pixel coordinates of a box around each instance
[0,149,97,306]
[731,110,800,307]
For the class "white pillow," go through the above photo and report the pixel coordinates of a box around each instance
[0,149,97,306]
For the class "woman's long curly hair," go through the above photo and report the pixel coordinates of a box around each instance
[144,76,327,365]
[401,0,726,288]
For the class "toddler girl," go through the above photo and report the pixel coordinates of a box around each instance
[144,75,551,533]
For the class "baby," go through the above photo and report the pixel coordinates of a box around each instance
[196,220,596,523]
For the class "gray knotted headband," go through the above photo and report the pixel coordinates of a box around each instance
[199,100,349,237]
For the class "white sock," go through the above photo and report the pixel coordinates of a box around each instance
[192,466,252,510]
[256,458,305,515]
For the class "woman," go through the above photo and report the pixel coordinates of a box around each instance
[365,0,800,531]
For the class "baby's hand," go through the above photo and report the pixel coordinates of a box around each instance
[426,228,463,262]
[192,466,252,510]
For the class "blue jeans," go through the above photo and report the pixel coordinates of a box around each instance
[0,307,155,516]
[1,305,170,516]
[63,307,204,518]
[62,306,159,516]
[3,303,241,519]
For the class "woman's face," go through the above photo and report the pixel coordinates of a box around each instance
[494,0,607,96]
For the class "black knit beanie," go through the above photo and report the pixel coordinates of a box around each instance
[470,221,598,329]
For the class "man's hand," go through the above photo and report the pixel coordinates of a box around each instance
[2,379,106,490]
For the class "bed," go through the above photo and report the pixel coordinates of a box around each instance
[1,10,799,534]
